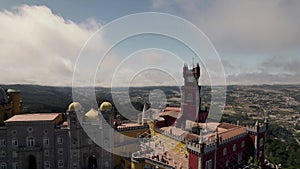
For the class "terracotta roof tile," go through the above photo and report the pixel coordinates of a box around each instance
[5,113,61,122]
[160,110,180,118]
[209,124,247,140]
[164,107,181,112]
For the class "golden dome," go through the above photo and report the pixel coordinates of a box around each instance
[68,102,82,112]
[99,102,113,112]
[84,108,99,122]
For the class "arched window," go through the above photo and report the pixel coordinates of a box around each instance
[1,163,7,169]
[57,136,63,144]
[1,151,5,158]
[44,161,50,169]
[43,138,49,146]
[26,137,35,147]
[259,138,264,147]
[241,140,245,148]
[186,94,193,102]
[233,144,236,151]
[57,160,64,168]
[223,148,227,156]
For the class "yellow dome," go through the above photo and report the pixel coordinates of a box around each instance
[68,102,82,112]
[84,108,99,122]
[99,102,113,112]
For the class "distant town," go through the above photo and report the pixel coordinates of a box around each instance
[1,83,299,168]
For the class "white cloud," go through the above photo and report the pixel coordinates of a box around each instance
[152,0,300,54]
[152,0,300,84]
[0,5,102,86]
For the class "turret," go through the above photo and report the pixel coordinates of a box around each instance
[215,127,219,147]
[192,63,201,82]
[264,117,269,130]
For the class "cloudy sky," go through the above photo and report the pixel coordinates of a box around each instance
[0,0,299,86]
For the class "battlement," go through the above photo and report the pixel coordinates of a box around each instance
[186,131,248,154]
[246,123,266,134]
[117,124,149,132]
[154,127,187,142]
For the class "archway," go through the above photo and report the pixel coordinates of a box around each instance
[28,155,37,169]
[88,155,97,169]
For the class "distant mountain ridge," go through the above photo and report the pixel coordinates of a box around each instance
[1,84,299,114]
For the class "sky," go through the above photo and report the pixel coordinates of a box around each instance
[0,0,299,86]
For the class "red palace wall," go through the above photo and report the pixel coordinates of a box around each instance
[257,132,266,163]
[216,136,248,168]
[189,134,262,169]
[201,151,215,169]
[188,152,199,169]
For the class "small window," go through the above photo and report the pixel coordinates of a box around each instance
[11,130,17,135]
[12,139,18,147]
[43,129,48,134]
[27,127,33,132]
[27,137,35,147]
[226,160,229,167]
[72,152,77,157]
[71,120,76,125]
[241,140,245,148]
[233,144,236,152]
[259,151,262,157]
[12,163,18,169]
[12,151,18,158]
[1,150,6,158]
[44,161,50,169]
[238,152,242,163]
[1,163,7,169]
[171,142,175,148]
[223,148,227,156]
[205,159,212,169]
[44,150,49,156]
[58,148,63,155]
[43,138,49,146]
[0,139,6,147]
[58,160,64,168]
[73,163,77,169]
[105,161,109,168]
[180,147,185,153]
[259,138,264,147]
[57,136,63,144]
[87,139,92,145]
[186,93,193,102]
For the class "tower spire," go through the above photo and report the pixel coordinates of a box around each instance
[192,57,195,67]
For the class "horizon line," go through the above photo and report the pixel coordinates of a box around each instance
[1,83,300,88]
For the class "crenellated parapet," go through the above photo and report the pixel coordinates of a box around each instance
[246,123,266,134]
[117,124,149,132]
[186,131,248,155]
[219,132,248,145]
[154,127,187,142]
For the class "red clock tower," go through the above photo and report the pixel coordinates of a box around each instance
[178,63,208,128]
